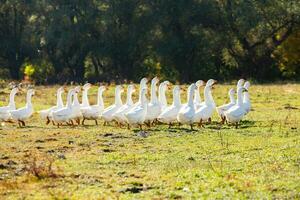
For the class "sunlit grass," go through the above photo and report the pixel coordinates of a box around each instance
[0,83,299,199]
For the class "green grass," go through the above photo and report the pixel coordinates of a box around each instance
[0,83,299,199]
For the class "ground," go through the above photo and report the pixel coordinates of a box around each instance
[0,83,299,199]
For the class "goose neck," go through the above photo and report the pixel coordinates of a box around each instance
[173,90,181,106]
[82,89,90,106]
[8,90,17,109]
[115,89,123,105]
[229,92,236,104]
[66,91,74,108]
[187,88,195,106]
[237,89,243,106]
[194,86,201,103]
[97,90,104,106]
[57,91,64,107]
[26,93,33,107]
[73,93,80,106]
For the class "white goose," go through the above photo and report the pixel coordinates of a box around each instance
[125,87,148,130]
[158,85,182,127]
[10,89,35,127]
[52,89,76,127]
[113,84,135,125]
[102,85,124,125]
[194,79,217,127]
[177,83,197,130]
[243,81,251,114]
[81,86,106,125]
[145,77,161,123]
[40,87,65,124]
[80,83,92,108]
[0,87,19,121]
[194,80,205,110]
[158,80,170,112]
[216,88,236,123]
[70,86,83,125]
[224,86,248,128]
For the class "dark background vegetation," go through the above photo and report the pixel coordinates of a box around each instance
[0,0,299,84]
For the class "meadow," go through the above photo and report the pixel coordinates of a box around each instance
[0,83,299,199]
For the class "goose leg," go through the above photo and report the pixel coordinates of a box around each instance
[17,120,21,128]
[139,124,143,131]
[95,119,98,125]
[46,117,50,125]
[103,121,107,126]
[190,124,194,131]
[198,119,204,128]
[76,118,80,125]
[127,123,130,130]
[235,122,239,129]
[52,120,56,126]
[21,120,26,127]
[208,117,212,124]
[82,118,86,125]
[168,123,172,129]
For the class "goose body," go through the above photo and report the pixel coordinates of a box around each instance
[243,81,251,114]
[52,89,76,124]
[145,77,161,122]
[10,89,35,126]
[102,85,124,122]
[216,88,236,121]
[125,88,148,128]
[113,85,135,124]
[194,79,217,123]
[158,85,181,124]
[0,87,19,121]
[40,87,65,122]
[177,84,197,128]
[224,87,247,124]
[81,86,106,123]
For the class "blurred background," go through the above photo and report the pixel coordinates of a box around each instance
[0,0,299,84]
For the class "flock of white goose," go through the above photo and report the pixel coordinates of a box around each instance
[0,78,251,130]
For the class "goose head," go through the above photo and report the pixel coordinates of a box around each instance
[27,89,35,98]
[140,78,148,88]
[11,87,20,95]
[196,80,205,88]
[116,85,124,93]
[237,79,245,88]
[127,84,136,94]
[74,86,81,93]
[151,77,159,85]
[98,85,106,93]
[206,79,217,89]
[83,83,92,90]
[244,81,250,90]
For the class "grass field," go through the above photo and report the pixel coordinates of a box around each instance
[0,83,299,199]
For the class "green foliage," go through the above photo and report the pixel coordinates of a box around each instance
[0,0,299,82]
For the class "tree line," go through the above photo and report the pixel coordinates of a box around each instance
[0,0,299,84]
